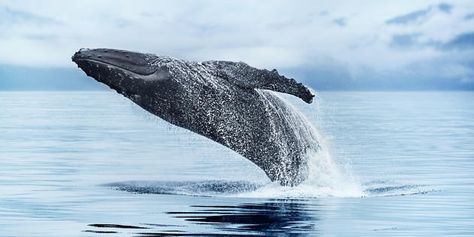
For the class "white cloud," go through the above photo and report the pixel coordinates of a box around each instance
[0,0,474,88]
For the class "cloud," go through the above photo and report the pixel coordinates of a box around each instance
[389,33,422,48]
[385,3,453,25]
[0,6,58,25]
[388,31,474,52]
[332,17,347,27]
[0,0,473,90]
[442,32,474,50]
[319,11,329,16]
[437,3,453,14]
[386,8,432,25]
[0,5,61,43]
[465,13,474,20]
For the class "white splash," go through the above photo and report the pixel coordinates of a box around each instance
[236,91,365,198]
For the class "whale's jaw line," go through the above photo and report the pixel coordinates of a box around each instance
[71,48,158,76]
[73,58,156,77]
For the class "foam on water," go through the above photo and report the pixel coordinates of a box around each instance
[235,150,365,198]
[108,180,262,197]
[108,179,436,198]
[363,181,437,197]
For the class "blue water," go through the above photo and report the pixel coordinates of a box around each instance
[0,91,473,236]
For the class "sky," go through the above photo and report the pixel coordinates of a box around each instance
[1,0,474,90]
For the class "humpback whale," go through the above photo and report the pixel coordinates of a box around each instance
[72,48,318,186]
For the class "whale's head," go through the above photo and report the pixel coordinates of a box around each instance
[72,48,175,97]
[72,48,192,124]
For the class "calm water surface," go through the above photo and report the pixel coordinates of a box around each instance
[0,91,473,236]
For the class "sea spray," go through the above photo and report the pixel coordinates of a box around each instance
[239,91,365,198]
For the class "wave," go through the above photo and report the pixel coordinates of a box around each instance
[106,180,437,198]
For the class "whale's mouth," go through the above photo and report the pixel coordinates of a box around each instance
[72,48,158,76]
[74,58,157,76]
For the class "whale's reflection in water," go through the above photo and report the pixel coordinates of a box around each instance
[86,200,319,236]
[167,201,318,235]
[87,180,436,235]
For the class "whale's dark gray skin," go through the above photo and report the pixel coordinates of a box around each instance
[72,48,318,186]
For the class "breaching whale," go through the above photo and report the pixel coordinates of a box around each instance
[72,48,318,186]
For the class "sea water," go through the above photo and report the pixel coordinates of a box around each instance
[0,91,473,236]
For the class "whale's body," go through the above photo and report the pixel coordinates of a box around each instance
[72,48,318,186]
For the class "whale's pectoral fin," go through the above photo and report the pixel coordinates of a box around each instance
[203,61,315,103]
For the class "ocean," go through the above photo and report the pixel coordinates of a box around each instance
[0,91,473,236]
